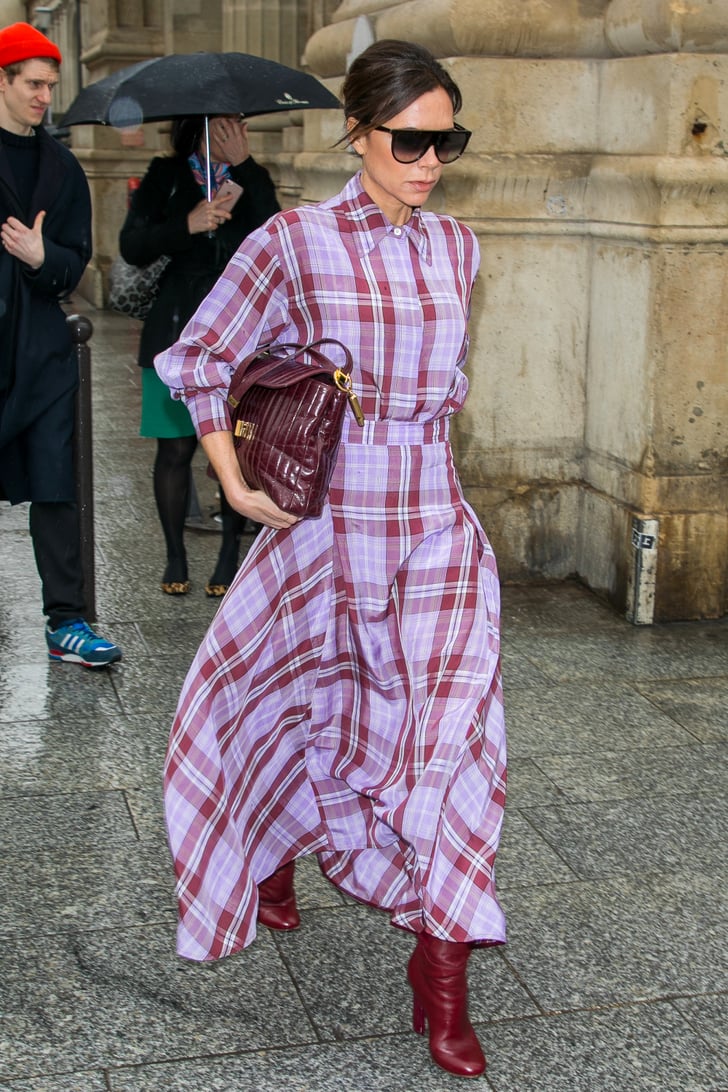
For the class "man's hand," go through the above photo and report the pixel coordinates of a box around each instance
[0,211,46,270]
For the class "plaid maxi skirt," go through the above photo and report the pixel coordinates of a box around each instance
[164,417,507,961]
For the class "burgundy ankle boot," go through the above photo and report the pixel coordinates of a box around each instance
[407,931,486,1077]
[257,861,300,931]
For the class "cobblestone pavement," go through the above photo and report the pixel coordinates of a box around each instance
[1,303,726,1091]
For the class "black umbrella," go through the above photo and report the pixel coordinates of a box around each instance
[62,51,339,128]
[62,52,340,199]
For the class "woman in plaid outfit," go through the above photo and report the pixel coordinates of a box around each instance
[156,39,507,1079]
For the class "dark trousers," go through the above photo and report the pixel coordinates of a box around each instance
[29,501,85,629]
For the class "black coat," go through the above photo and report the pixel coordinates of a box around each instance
[0,126,92,503]
[119,153,280,367]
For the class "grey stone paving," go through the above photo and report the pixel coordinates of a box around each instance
[1,304,726,1091]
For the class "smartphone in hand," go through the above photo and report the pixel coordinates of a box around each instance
[217,179,244,209]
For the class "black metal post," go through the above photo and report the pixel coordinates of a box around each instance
[67,313,96,623]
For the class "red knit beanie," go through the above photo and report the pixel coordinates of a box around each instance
[0,22,62,69]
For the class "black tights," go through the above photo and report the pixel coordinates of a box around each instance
[153,436,247,586]
[154,436,196,584]
[208,490,248,587]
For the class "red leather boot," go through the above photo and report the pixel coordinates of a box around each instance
[257,861,300,931]
[407,931,486,1077]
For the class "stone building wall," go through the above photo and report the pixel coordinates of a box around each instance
[303,0,728,622]
[21,0,728,620]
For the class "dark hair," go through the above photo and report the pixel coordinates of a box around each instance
[170,116,206,158]
[341,39,463,146]
[3,57,59,80]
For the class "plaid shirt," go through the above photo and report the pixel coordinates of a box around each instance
[158,173,507,961]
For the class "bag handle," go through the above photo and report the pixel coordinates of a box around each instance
[229,337,352,401]
[255,338,352,374]
[228,337,364,427]
[293,337,353,373]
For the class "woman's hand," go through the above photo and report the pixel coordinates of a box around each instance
[225,479,300,531]
[200,430,299,531]
[187,116,251,234]
[187,193,235,235]
[208,116,249,167]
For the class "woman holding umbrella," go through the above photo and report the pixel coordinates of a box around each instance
[157,40,507,1079]
[119,112,280,595]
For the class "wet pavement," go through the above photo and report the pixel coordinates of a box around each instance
[1,302,726,1091]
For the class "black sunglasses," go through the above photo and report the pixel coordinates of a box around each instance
[375,122,471,164]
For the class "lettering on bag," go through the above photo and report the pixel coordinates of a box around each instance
[235,420,257,441]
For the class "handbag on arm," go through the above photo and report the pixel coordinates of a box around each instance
[108,253,170,320]
[110,170,177,320]
[226,338,364,519]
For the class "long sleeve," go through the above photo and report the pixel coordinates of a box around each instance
[154,219,290,435]
[119,158,190,267]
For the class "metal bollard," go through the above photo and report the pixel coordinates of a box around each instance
[66,313,96,623]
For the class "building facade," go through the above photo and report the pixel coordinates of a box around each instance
[10,0,728,621]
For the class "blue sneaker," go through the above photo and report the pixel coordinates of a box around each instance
[45,618,122,668]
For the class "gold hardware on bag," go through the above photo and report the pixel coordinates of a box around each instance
[234,419,257,441]
[334,369,365,427]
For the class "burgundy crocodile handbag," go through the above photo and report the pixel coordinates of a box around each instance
[226,338,364,519]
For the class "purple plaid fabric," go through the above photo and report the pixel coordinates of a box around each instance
[157,173,507,962]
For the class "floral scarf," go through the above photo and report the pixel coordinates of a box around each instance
[188,151,231,197]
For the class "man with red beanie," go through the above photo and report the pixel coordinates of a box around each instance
[0,22,122,667]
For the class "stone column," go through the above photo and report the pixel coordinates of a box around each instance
[0,1,24,24]
[223,0,304,68]
[606,0,728,54]
[300,0,728,621]
[591,0,728,620]
[221,0,337,207]
[69,0,169,308]
[304,0,613,72]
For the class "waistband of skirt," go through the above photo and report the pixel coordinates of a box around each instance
[342,415,450,445]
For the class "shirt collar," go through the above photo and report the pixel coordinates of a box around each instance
[333,172,432,264]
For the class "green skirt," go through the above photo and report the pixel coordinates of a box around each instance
[140,366,195,439]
